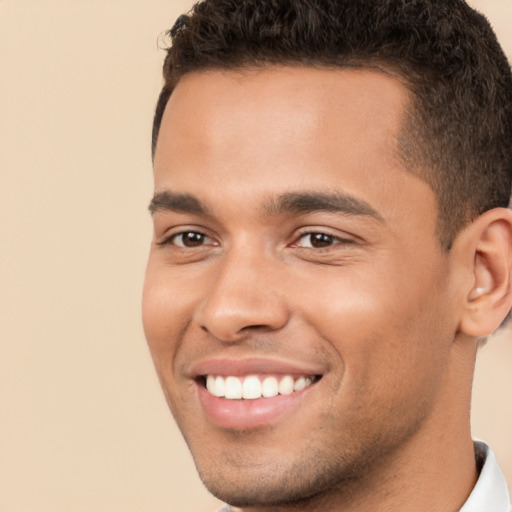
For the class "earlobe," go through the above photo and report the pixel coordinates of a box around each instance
[458,208,512,338]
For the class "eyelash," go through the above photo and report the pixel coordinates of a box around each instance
[292,231,353,249]
[157,229,352,250]
[157,231,216,248]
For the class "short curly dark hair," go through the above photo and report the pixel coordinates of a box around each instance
[152,0,512,249]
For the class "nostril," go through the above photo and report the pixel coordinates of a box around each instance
[199,322,280,343]
[241,324,268,331]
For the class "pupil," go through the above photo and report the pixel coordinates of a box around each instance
[311,233,333,248]
[184,232,204,247]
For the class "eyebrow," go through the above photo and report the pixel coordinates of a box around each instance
[149,189,383,221]
[149,191,211,216]
[263,192,383,221]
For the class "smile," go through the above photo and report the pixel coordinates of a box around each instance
[205,374,317,400]
[192,358,325,429]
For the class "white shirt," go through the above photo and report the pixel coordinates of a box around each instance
[460,441,511,512]
[217,441,511,512]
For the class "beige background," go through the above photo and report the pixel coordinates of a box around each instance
[0,1,511,511]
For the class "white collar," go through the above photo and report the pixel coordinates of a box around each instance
[460,441,511,512]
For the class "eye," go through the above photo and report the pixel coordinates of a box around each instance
[294,232,345,249]
[168,231,215,248]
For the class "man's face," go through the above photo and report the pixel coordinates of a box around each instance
[143,67,460,507]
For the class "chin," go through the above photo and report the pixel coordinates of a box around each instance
[198,472,325,509]
[192,444,366,509]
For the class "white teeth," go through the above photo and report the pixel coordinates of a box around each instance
[206,375,226,397]
[206,375,217,395]
[278,375,294,395]
[261,376,279,398]
[242,376,262,399]
[224,376,242,399]
[205,374,316,399]
[215,376,225,396]
[293,376,306,391]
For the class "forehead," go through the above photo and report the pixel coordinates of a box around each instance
[155,66,409,170]
[153,66,433,226]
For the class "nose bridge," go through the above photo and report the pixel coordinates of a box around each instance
[196,242,288,341]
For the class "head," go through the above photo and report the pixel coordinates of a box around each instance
[144,1,512,510]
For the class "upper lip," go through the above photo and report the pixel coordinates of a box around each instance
[189,357,326,379]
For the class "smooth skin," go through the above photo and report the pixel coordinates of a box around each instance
[143,67,512,511]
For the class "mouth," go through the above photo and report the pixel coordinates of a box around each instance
[201,374,320,400]
[191,359,324,429]
[190,358,325,429]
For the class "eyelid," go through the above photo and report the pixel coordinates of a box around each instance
[291,228,356,247]
[156,226,218,248]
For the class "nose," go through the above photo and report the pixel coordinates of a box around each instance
[195,250,289,342]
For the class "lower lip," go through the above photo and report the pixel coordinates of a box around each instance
[197,382,313,430]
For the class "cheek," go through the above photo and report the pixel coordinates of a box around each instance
[142,269,198,414]
[297,250,449,332]
[142,263,187,361]
[142,277,167,347]
[142,256,198,333]
[291,258,451,388]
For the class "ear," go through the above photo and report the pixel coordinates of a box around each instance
[458,207,512,337]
